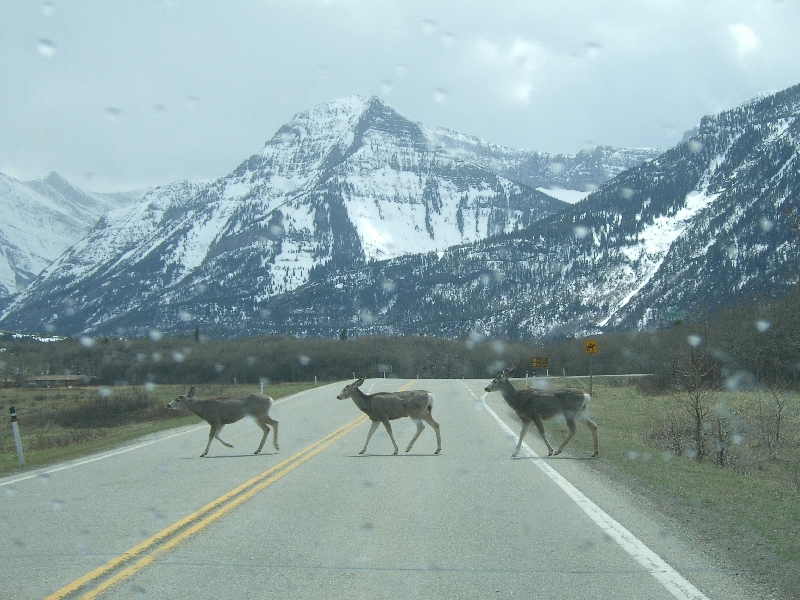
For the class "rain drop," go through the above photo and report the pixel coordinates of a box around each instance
[37,39,57,57]
[148,328,163,341]
[105,107,122,122]
[421,19,437,35]
[687,139,704,153]
[178,310,193,322]
[686,335,703,347]
[755,320,771,333]
[572,225,590,239]
[79,336,95,348]
[433,89,447,103]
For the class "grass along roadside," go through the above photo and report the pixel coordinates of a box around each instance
[531,378,800,598]
[0,382,318,477]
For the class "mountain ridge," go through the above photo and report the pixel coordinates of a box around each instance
[0,94,713,338]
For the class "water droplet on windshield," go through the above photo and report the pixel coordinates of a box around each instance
[79,336,95,348]
[105,107,122,121]
[178,310,193,322]
[433,89,447,103]
[755,320,771,333]
[687,139,704,153]
[621,188,635,199]
[421,19,437,35]
[41,2,55,17]
[37,39,57,57]
[148,328,163,341]
[572,225,590,239]
[584,41,602,58]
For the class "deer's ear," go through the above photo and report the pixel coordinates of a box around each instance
[187,387,195,398]
[355,377,365,386]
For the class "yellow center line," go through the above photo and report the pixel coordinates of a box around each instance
[45,413,368,600]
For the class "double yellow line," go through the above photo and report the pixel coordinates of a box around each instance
[46,413,368,600]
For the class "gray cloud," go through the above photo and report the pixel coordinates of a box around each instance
[1,0,799,192]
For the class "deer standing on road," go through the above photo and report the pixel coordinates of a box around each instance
[337,378,441,455]
[167,387,279,457]
[485,368,598,458]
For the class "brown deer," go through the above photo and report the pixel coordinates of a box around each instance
[336,378,441,455]
[167,387,279,457]
[485,367,598,458]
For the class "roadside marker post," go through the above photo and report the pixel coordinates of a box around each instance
[10,406,25,466]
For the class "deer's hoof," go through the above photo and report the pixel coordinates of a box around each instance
[591,452,599,457]
[553,450,562,456]
[434,450,440,455]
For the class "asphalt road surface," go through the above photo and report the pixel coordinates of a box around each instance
[1,379,760,599]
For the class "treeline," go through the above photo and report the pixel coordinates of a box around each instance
[1,285,797,390]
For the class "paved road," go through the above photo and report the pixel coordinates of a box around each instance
[1,379,758,599]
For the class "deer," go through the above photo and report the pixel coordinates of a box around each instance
[336,378,441,455]
[167,386,279,457]
[484,367,598,458]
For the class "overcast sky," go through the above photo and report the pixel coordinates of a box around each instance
[2,0,800,192]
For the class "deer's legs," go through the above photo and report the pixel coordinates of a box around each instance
[201,423,230,457]
[513,421,532,457]
[405,418,425,453]
[422,414,441,454]
[381,419,399,454]
[531,416,555,456]
[213,424,234,448]
[581,416,599,457]
[360,420,381,454]
[254,416,279,454]
[553,417,577,456]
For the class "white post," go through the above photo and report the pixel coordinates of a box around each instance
[10,407,24,466]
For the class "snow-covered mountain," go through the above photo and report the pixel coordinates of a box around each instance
[0,96,668,335]
[0,96,658,337]
[249,84,800,340]
[0,171,142,302]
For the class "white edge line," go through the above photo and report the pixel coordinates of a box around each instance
[469,385,709,600]
[1,388,316,488]
[0,426,204,488]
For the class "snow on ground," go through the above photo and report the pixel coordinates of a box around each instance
[536,187,591,204]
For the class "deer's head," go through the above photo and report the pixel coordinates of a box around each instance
[485,367,514,393]
[337,378,365,400]
[167,386,195,409]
